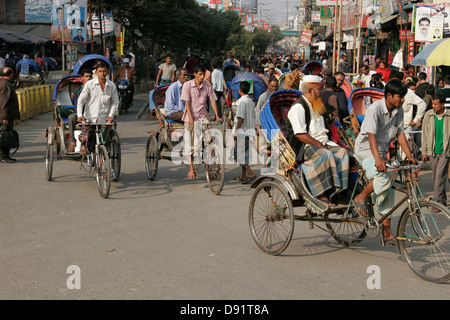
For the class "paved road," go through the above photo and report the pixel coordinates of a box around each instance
[1,92,448,302]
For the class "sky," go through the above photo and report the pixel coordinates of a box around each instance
[253,0,302,25]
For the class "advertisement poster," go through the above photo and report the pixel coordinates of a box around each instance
[51,0,87,42]
[246,15,254,25]
[414,4,444,42]
[434,2,450,34]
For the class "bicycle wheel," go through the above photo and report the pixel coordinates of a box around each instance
[397,200,450,283]
[145,134,159,181]
[325,212,367,246]
[95,145,111,198]
[249,181,294,255]
[109,129,121,182]
[45,142,54,181]
[204,137,225,195]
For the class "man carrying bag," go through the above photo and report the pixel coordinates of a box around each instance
[0,67,20,163]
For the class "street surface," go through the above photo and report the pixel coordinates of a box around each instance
[1,92,448,301]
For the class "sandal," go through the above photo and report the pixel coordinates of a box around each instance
[381,237,397,246]
[234,176,246,182]
[353,201,370,219]
[242,175,257,185]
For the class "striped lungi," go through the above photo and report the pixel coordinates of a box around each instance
[300,144,349,198]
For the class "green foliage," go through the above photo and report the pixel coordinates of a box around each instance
[106,0,283,63]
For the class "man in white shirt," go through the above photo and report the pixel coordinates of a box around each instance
[211,59,225,119]
[356,65,376,87]
[76,62,119,123]
[391,71,426,157]
[287,75,349,205]
[233,81,257,184]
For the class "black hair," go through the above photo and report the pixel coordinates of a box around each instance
[418,72,427,80]
[291,64,299,71]
[419,17,430,25]
[95,62,109,70]
[194,64,206,74]
[80,68,93,76]
[389,70,404,81]
[325,76,337,89]
[334,71,345,77]
[432,93,446,104]
[444,75,450,85]
[239,81,250,94]
[384,79,407,98]
[425,84,435,95]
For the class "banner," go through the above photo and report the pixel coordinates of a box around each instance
[90,11,115,37]
[246,15,254,25]
[300,29,313,45]
[414,4,444,42]
[434,3,450,34]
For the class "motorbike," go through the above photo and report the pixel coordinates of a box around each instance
[116,79,132,115]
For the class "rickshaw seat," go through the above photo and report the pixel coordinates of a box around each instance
[57,105,76,125]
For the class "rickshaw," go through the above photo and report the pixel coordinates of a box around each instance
[223,64,245,90]
[16,58,43,88]
[44,54,121,198]
[248,89,450,283]
[143,84,226,195]
[303,61,323,75]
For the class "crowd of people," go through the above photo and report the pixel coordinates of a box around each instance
[152,49,450,244]
[2,48,449,241]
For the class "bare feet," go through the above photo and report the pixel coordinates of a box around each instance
[188,170,196,179]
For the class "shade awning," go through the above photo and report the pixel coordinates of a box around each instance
[379,14,399,25]
[0,24,51,44]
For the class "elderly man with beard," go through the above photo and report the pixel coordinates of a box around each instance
[287,75,350,205]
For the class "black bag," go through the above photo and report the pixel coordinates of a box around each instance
[0,129,20,150]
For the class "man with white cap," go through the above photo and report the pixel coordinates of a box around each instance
[287,75,350,205]
[115,57,137,106]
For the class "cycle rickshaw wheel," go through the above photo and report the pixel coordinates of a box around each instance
[96,145,111,198]
[109,129,121,182]
[249,181,294,255]
[325,212,367,246]
[45,142,54,181]
[145,134,159,181]
[397,200,450,283]
[205,136,225,195]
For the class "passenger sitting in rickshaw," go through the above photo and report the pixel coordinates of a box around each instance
[287,75,350,206]
[163,68,188,123]
[67,68,93,152]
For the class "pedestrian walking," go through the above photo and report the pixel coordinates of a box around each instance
[421,93,450,207]
[0,67,21,163]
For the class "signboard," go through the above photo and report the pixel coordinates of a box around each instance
[312,11,321,23]
[300,29,313,45]
[257,20,264,28]
[316,0,350,5]
[320,6,334,19]
[25,0,52,23]
[246,15,254,25]
[414,3,444,42]
[434,2,450,34]
[340,2,357,30]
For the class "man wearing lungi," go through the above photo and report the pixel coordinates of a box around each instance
[287,75,350,205]
[353,79,418,246]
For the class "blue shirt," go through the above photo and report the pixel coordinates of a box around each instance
[164,80,185,116]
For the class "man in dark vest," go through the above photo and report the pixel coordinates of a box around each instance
[287,75,349,205]
[0,67,20,163]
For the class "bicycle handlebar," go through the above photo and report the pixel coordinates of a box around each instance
[386,160,422,171]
